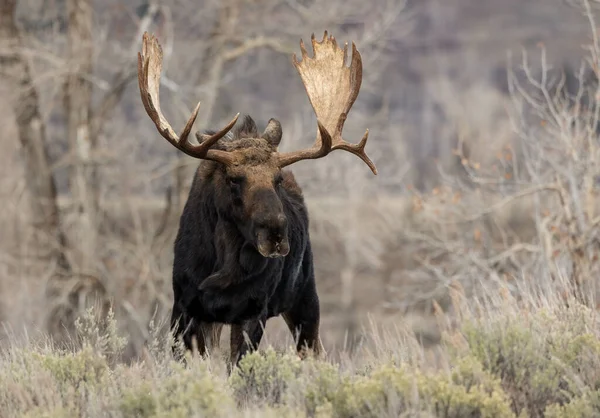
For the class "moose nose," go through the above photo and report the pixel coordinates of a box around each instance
[256,213,287,233]
[275,214,287,230]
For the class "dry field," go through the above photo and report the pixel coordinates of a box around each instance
[2,0,600,416]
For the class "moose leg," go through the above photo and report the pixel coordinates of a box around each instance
[282,313,324,359]
[199,323,224,353]
[170,301,193,360]
[171,303,223,359]
[183,321,223,357]
[282,284,325,359]
[229,318,267,368]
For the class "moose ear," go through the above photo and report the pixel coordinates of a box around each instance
[261,118,282,149]
[235,115,259,138]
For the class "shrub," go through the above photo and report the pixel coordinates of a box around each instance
[118,382,158,417]
[117,360,234,418]
[459,305,600,417]
[421,357,514,418]
[301,357,343,415]
[0,345,109,417]
[34,346,110,392]
[3,299,600,418]
[19,406,76,418]
[544,389,600,418]
[229,346,348,415]
[230,347,303,405]
[328,359,513,418]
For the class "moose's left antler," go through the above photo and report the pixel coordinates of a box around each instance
[276,31,377,175]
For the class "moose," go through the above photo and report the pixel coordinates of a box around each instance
[137,30,377,367]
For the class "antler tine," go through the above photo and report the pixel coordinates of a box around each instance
[137,32,239,165]
[276,31,377,175]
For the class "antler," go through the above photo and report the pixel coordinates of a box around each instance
[137,32,239,165]
[276,31,377,175]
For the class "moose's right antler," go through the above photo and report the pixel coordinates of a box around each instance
[276,31,377,175]
[138,32,239,165]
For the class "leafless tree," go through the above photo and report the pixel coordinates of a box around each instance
[0,0,70,278]
[0,0,409,355]
[376,0,600,330]
[63,0,97,271]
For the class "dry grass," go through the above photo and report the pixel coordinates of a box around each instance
[0,275,599,417]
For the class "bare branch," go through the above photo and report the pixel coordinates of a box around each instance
[0,0,70,274]
[91,3,160,136]
[221,36,295,61]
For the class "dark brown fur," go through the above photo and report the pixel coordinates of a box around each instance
[197,218,242,291]
[170,115,324,368]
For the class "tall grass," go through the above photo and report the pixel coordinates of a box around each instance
[0,275,598,417]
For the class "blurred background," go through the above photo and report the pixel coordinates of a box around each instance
[1,0,599,361]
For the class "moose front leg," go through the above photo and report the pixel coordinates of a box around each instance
[170,303,224,360]
[229,317,267,370]
[170,301,194,360]
[282,283,325,359]
[282,312,324,359]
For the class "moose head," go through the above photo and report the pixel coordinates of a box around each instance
[137,31,377,259]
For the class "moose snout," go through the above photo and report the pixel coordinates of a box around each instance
[255,214,290,258]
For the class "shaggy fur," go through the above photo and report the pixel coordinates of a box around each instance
[170,116,323,367]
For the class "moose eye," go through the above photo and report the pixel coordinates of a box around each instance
[228,176,244,187]
[274,175,284,186]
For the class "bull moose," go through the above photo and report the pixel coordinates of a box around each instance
[137,30,377,367]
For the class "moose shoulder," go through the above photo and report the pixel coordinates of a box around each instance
[137,31,377,367]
